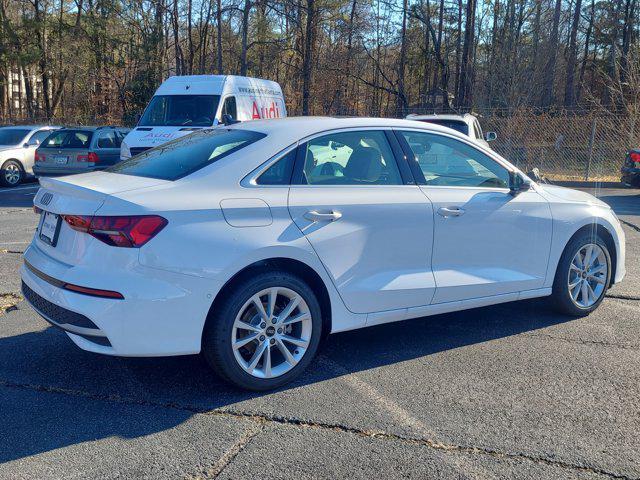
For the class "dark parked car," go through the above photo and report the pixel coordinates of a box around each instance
[34,126,130,177]
[621,149,640,187]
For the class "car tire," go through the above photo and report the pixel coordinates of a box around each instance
[551,232,612,316]
[0,160,24,187]
[202,271,323,391]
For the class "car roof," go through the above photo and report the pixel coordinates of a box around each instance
[0,125,61,130]
[57,126,127,131]
[227,116,471,146]
[405,113,475,123]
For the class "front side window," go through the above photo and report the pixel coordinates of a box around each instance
[41,130,93,149]
[107,128,266,180]
[0,128,30,146]
[139,95,221,127]
[221,96,237,120]
[400,131,509,188]
[302,130,402,185]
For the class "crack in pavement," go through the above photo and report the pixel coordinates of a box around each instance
[606,293,640,301]
[619,219,640,233]
[184,422,265,479]
[521,332,640,351]
[0,379,634,479]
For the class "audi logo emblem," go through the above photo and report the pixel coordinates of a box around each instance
[40,192,53,206]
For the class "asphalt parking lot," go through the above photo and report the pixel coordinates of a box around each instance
[0,182,639,479]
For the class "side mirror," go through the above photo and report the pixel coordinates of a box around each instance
[23,143,30,148]
[485,131,497,142]
[222,114,240,126]
[509,171,531,196]
[134,113,141,125]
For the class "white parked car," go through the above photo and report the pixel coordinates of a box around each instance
[406,113,496,149]
[22,117,625,390]
[0,125,61,187]
[120,75,286,160]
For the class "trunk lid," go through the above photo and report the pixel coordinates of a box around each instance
[33,172,169,265]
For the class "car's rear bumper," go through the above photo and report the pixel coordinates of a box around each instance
[20,242,221,356]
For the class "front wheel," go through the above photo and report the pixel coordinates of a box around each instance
[202,271,323,390]
[551,233,611,316]
[0,160,24,187]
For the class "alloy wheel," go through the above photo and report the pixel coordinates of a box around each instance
[4,164,21,185]
[231,287,312,379]
[567,243,608,308]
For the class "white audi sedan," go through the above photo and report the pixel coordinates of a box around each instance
[22,117,625,390]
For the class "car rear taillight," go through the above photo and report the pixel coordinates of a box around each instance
[77,152,99,163]
[35,152,45,162]
[630,152,640,165]
[63,215,167,248]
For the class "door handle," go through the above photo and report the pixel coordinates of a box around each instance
[437,207,465,217]
[304,210,342,222]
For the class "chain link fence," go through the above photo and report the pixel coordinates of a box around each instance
[5,107,639,181]
[470,110,638,181]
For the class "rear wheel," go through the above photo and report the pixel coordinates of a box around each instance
[202,271,323,390]
[551,233,611,316]
[0,160,24,187]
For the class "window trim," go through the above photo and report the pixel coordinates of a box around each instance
[392,127,515,190]
[291,127,414,187]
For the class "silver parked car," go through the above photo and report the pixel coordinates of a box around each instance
[0,125,61,187]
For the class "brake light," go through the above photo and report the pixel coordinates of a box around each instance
[77,152,99,163]
[630,152,640,165]
[63,215,167,247]
[35,152,45,162]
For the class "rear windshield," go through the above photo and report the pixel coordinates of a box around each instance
[0,128,30,146]
[420,119,469,136]
[107,128,266,180]
[41,130,93,149]
[139,95,221,127]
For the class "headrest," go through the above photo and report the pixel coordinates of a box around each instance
[344,146,383,182]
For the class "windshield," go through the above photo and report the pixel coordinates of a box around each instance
[139,95,221,127]
[0,129,30,146]
[420,119,469,136]
[107,128,266,180]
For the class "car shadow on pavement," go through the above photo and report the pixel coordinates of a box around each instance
[0,297,573,464]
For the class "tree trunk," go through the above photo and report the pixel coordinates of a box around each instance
[240,0,251,76]
[301,0,315,115]
[216,0,223,74]
[564,0,582,106]
[396,0,408,116]
[540,0,561,109]
[456,0,476,109]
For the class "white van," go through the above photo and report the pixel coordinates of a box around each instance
[120,75,286,160]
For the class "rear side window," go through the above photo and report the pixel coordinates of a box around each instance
[107,129,266,180]
[42,130,93,149]
[257,148,296,185]
[97,130,121,149]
